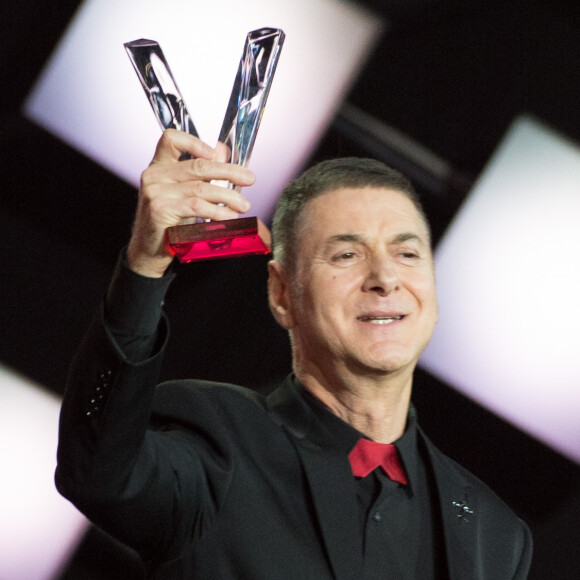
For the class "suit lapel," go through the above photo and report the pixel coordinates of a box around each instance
[267,379,485,580]
[267,378,363,580]
[420,430,481,580]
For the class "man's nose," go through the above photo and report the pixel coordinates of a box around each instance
[362,254,400,296]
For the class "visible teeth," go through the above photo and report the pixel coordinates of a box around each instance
[358,316,402,324]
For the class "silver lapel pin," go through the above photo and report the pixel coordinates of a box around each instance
[452,500,474,522]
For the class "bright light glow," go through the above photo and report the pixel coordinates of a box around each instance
[420,116,580,464]
[23,0,383,222]
[0,365,88,580]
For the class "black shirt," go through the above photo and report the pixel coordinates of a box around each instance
[300,384,447,579]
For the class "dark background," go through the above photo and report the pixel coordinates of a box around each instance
[2,1,580,578]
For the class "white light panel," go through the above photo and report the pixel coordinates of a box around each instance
[420,116,580,464]
[23,0,383,221]
[0,365,88,580]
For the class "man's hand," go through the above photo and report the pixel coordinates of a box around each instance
[126,129,256,277]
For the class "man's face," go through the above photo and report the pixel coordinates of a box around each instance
[281,186,438,381]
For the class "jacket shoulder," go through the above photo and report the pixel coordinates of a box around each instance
[151,379,268,426]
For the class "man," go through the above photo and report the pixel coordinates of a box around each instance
[56,129,532,579]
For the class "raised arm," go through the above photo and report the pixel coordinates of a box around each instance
[56,130,256,558]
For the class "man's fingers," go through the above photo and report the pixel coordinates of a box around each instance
[147,192,241,226]
[213,141,232,163]
[131,129,256,275]
[187,181,252,214]
[182,197,241,222]
[171,180,252,213]
[152,129,215,163]
[143,155,256,189]
[144,180,252,225]
[175,157,255,187]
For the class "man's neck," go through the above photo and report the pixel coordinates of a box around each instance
[297,365,413,444]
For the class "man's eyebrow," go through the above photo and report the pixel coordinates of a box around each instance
[324,232,427,246]
[325,233,365,245]
[391,232,426,245]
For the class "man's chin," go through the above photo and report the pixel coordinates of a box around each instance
[346,355,417,379]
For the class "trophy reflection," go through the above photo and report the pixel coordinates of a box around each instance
[124,28,285,262]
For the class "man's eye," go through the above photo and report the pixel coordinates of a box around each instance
[332,252,356,262]
[398,251,419,261]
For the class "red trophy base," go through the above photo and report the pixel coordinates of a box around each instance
[167,217,271,263]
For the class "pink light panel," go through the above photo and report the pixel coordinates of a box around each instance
[0,366,88,580]
[23,0,384,224]
[420,116,580,464]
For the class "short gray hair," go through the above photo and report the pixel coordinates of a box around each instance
[271,157,430,271]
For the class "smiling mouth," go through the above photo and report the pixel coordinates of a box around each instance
[357,315,404,325]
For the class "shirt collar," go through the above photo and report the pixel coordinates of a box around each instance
[296,378,419,491]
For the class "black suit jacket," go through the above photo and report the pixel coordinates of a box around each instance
[56,310,532,579]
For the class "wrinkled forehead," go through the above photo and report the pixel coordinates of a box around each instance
[295,186,431,249]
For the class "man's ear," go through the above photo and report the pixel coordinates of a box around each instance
[268,260,295,330]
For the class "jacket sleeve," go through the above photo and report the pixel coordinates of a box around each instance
[55,261,230,561]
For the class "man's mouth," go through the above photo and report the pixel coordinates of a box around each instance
[357,315,404,325]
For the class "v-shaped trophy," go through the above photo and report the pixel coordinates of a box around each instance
[124,28,285,262]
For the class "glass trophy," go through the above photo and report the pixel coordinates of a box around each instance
[124,28,285,262]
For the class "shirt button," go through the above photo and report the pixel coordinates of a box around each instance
[372,512,382,522]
